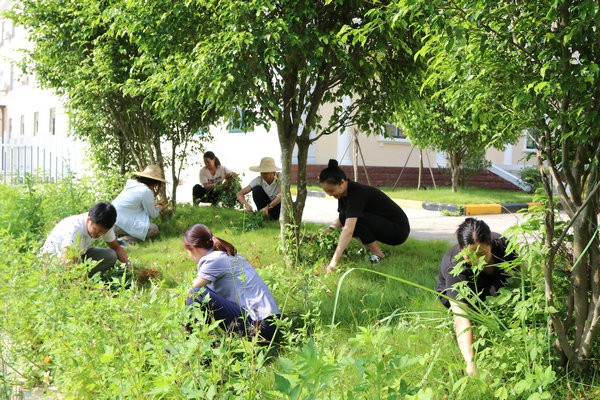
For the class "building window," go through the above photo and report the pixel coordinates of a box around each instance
[20,115,24,136]
[525,128,539,151]
[33,112,39,136]
[382,123,408,140]
[1,21,4,47]
[228,109,246,133]
[49,108,56,135]
[8,118,11,140]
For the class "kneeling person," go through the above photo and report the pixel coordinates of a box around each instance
[236,157,281,220]
[436,218,517,375]
[40,202,131,277]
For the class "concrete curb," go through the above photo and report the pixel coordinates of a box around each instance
[305,190,539,216]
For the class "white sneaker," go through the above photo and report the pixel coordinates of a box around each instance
[369,254,382,264]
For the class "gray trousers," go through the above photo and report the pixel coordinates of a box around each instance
[114,223,159,244]
[83,247,117,277]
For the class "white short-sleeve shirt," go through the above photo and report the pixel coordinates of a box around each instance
[40,213,116,257]
[199,165,233,186]
[248,175,281,200]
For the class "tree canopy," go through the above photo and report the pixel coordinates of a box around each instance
[114,0,423,245]
[9,0,214,206]
[396,0,600,370]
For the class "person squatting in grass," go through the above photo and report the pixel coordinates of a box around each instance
[236,157,282,220]
[316,159,410,273]
[183,223,280,340]
[192,151,236,206]
[436,218,518,376]
[112,164,166,246]
[40,201,131,277]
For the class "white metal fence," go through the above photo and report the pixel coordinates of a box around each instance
[1,144,68,184]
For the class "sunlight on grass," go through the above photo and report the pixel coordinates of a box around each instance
[292,184,533,204]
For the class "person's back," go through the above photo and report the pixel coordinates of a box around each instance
[39,202,130,277]
[41,213,96,257]
[200,250,280,321]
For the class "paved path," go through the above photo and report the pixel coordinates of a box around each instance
[300,195,525,242]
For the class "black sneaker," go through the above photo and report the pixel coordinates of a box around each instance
[369,254,382,264]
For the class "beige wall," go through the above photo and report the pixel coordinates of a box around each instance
[312,123,537,173]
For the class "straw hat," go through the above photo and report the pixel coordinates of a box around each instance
[132,164,166,183]
[249,157,281,173]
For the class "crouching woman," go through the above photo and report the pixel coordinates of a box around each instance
[183,224,280,340]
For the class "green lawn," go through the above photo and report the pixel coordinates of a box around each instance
[1,200,585,399]
[292,184,534,204]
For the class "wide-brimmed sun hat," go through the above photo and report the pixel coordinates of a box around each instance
[249,157,281,173]
[132,164,167,183]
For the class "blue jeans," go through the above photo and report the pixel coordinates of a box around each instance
[186,286,278,341]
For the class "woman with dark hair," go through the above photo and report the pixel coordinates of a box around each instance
[183,224,280,340]
[318,159,410,273]
[192,151,235,205]
[436,218,517,375]
[112,165,166,245]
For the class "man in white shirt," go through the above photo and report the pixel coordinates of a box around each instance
[40,202,131,277]
[236,157,282,220]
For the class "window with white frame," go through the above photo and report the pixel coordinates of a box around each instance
[380,123,408,143]
[49,108,56,135]
[20,115,24,136]
[33,112,39,136]
[525,128,539,151]
[228,109,249,133]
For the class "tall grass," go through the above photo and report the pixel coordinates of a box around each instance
[0,177,597,399]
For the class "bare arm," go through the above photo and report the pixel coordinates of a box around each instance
[192,276,211,289]
[107,240,130,265]
[327,217,357,273]
[236,185,253,211]
[450,301,477,375]
[311,218,342,240]
[60,247,79,266]
[259,192,282,215]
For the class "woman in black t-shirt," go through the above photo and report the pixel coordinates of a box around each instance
[436,218,517,376]
[317,159,410,274]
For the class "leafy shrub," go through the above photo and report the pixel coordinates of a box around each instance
[439,149,492,188]
[301,230,364,265]
[519,166,543,194]
[0,175,45,246]
[216,172,242,208]
[230,210,265,232]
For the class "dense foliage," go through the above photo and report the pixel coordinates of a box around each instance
[1,177,597,398]
[8,0,212,206]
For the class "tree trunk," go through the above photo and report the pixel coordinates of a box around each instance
[278,123,296,267]
[448,153,461,193]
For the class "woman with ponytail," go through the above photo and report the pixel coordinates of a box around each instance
[183,224,280,340]
[318,159,410,273]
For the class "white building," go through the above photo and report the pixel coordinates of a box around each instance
[0,0,534,198]
[0,0,86,183]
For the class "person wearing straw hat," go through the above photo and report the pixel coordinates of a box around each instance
[236,157,282,220]
[112,164,166,245]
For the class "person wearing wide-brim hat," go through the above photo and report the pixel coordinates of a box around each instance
[236,157,282,220]
[112,165,167,245]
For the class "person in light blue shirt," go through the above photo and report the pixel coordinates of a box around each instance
[183,223,280,340]
[112,165,166,245]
